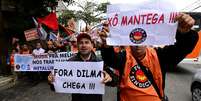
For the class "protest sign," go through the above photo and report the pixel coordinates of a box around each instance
[106,2,178,46]
[53,61,104,94]
[24,28,39,41]
[14,52,74,71]
[14,54,33,71]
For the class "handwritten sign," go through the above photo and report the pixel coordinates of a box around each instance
[24,28,39,41]
[107,2,178,46]
[53,61,105,94]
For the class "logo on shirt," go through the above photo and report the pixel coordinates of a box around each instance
[15,64,20,70]
[129,28,147,44]
[130,65,151,88]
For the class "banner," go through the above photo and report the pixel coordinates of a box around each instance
[106,2,178,46]
[14,54,33,71]
[53,61,105,94]
[14,52,74,71]
[24,28,39,41]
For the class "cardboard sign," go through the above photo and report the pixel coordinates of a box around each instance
[53,61,105,94]
[106,3,178,46]
[24,28,39,41]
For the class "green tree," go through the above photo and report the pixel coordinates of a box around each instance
[58,10,77,26]
[76,1,110,26]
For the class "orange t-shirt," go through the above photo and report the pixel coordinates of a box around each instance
[120,47,163,101]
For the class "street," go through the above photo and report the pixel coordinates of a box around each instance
[166,63,201,101]
[0,79,117,101]
[0,63,200,101]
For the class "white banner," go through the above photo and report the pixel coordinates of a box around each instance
[53,61,105,94]
[107,2,178,46]
[14,52,74,71]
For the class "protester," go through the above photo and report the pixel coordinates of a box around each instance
[69,35,78,53]
[99,13,198,101]
[20,44,31,54]
[32,42,45,55]
[45,40,57,53]
[9,48,19,84]
[13,42,20,53]
[32,42,46,81]
[48,33,118,101]
[20,44,34,81]
[54,40,67,52]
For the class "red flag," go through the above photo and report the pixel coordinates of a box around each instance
[37,12,58,31]
[59,24,74,35]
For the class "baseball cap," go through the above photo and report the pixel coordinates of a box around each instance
[77,33,92,42]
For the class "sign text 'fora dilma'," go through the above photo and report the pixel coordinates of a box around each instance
[53,61,105,94]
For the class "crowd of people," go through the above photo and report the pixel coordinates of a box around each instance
[7,19,109,82]
[6,12,199,101]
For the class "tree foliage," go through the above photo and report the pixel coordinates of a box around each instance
[75,1,110,25]
[58,10,77,26]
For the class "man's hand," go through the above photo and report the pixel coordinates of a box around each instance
[102,71,112,83]
[98,21,110,47]
[48,73,55,84]
[175,13,195,33]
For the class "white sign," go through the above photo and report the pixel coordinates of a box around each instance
[53,61,105,94]
[14,52,74,71]
[106,3,178,46]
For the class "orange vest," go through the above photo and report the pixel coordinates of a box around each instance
[186,31,201,58]
[21,50,30,54]
[10,54,15,66]
[114,46,121,53]
[71,46,78,53]
[120,47,163,101]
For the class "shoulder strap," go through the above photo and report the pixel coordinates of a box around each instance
[138,62,163,99]
[118,48,163,100]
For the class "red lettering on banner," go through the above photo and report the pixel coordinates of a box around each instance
[152,13,158,24]
[141,14,146,24]
[146,13,152,24]
[169,12,178,23]
[121,16,128,26]
[120,13,165,26]
[134,15,140,25]
[128,16,133,25]
[109,13,173,27]
[158,14,164,23]
[108,17,112,26]
[169,13,172,23]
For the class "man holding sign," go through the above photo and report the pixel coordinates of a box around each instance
[48,33,117,101]
[100,12,198,101]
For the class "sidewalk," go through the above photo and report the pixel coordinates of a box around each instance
[0,75,15,91]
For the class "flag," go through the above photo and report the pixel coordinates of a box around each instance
[37,12,58,31]
[49,32,57,41]
[38,26,48,40]
[59,24,74,35]
[32,17,38,27]
[32,17,48,40]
